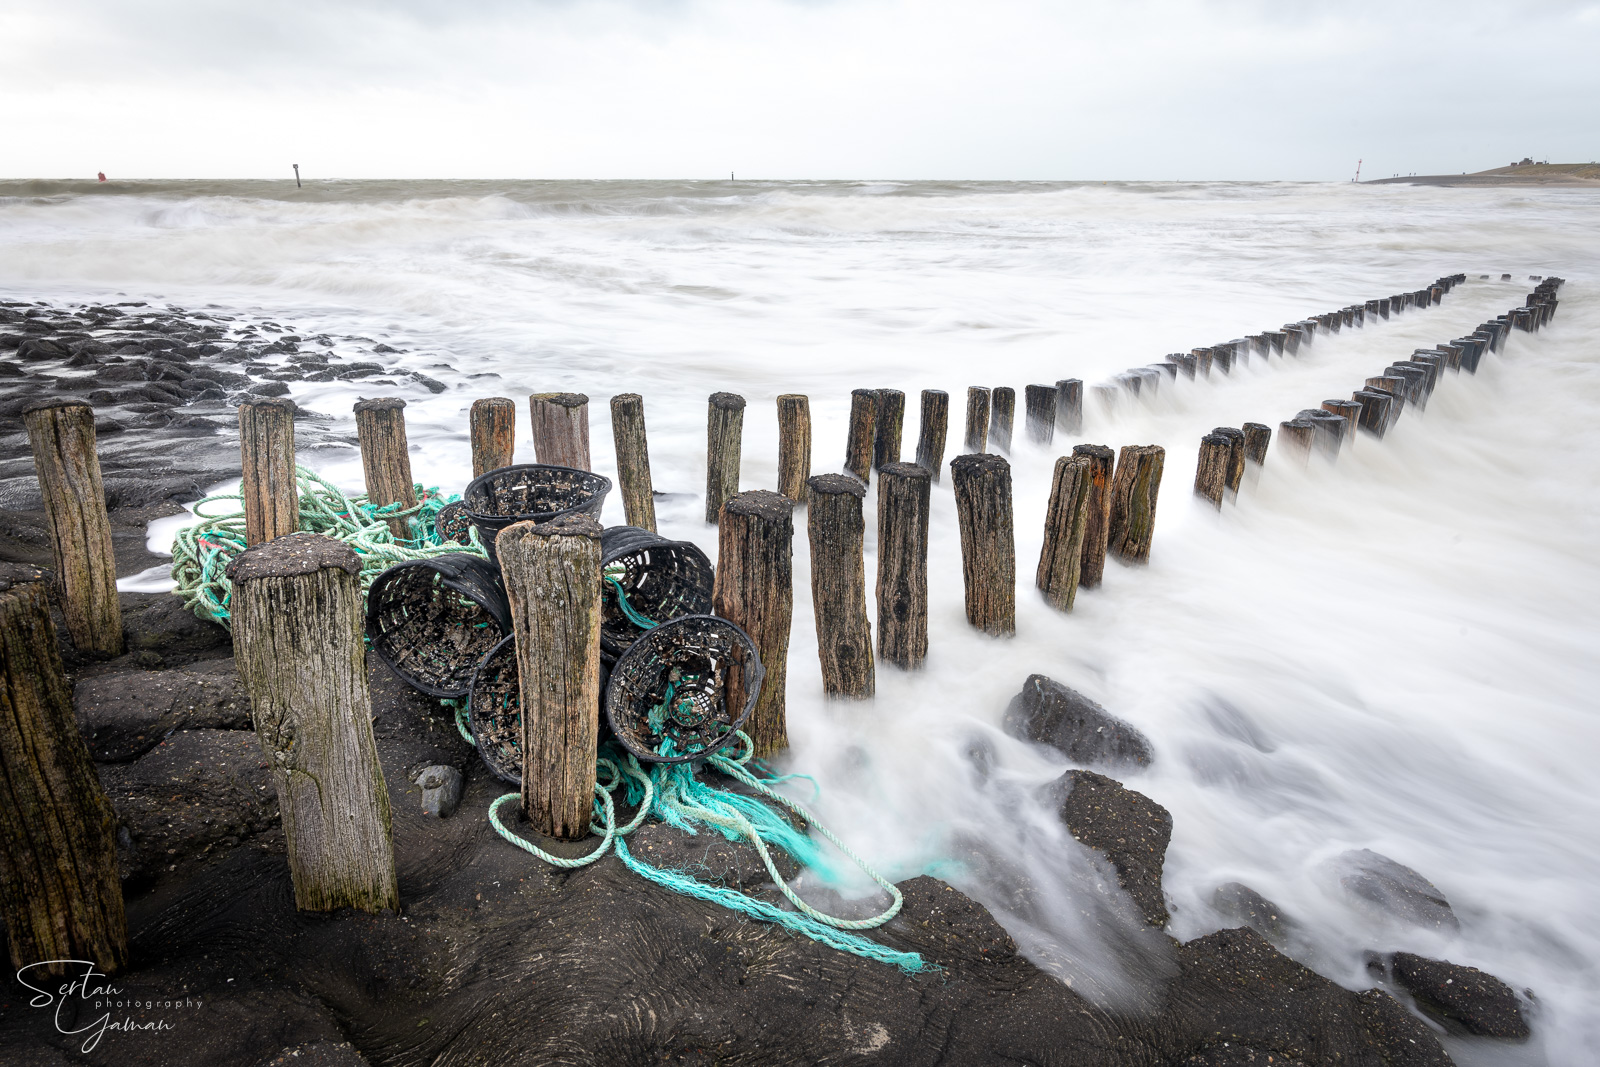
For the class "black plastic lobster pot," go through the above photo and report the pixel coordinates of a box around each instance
[462,463,612,564]
[434,500,473,545]
[365,554,511,698]
[600,525,715,660]
[466,634,614,785]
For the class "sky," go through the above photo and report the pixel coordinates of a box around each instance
[1,0,1597,181]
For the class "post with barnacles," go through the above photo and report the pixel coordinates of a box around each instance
[844,389,877,483]
[1072,443,1115,589]
[1108,445,1164,564]
[1036,454,1092,611]
[705,391,746,524]
[239,397,299,546]
[354,398,417,540]
[876,462,930,669]
[713,491,795,758]
[470,397,517,478]
[610,393,656,531]
[950,453,1016,636]
[776,394,812,502]
[806,475,874,699]
[528,392,592,470]
[964,387,991,453]
[228,534,399,910]
[0,566,128,976]
[915,389,949,482]
[22,401,124,657]
[495,515,603,840]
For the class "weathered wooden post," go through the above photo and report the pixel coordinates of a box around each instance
[844,388,877,483]
[528,392,592,470]
[990,386,1016,452]
[1194,433,1232,509]
[0,568,127,976]
[1213,426,1246,494]
[1025,384,1057,445]
[806,475,874,699]
[497,515,602,840]
[1241,422,1272,466]
[1108,445,1164,565]
[610,393,656,531]
[23,401,123,657]
[1071,444,1114,589]
[915,389,949,482]
[1351,391,1393,438]
[705,391,745,524]
[1036,454,1092,611]
[713,491,794,758]
[1320,400,1363,443]
[964,387,991,453]
[876,462,930,669]
[228,534,399,912]
[239,397,299,546]
[1300,410,1346,458]
[950,453,1015,636]
[776,394,812,502]
[354,398,417,540]
[469,397,517,478]
[1056,379,1083,435]
[872,388,904,472]
[1278,419,1316,466]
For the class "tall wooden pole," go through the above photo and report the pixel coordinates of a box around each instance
[915,389,949,483]
[806,475,874,699]
[950,453,1015,637]
[1024,384,1057,445]
[239,397,299,546]
[353,398,417,540]
[22,401,123,657]
[470,397,517,478]
[964,387,991,453]
[1072,443,1115,589]
[610,393,656,531]
[876,462,930,669]
[776,394,812,503]
[872,388,904,472]
[528,392,592,470]
[714,492,794,757]
[844,388,877,483]
[705,391,746,524]
[1108,445,1164,565]
[1036,454,1092,612]
[990,386,1015,453]
[228,534,399,912]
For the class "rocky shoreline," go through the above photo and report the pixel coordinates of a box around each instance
[0,300,1530,1065]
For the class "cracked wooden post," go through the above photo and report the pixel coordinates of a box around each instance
[1056,379,1083,435]
[22,400,123,657]
[915,389,948,483]
[713,491,794,758]
[990,386,1015,453]
[876,462,930,670]
[497,515,603,841]
[964,387,991,453]
[528,392,592,470]
[239,397,299,547]
[1024,384,1057,445]
[806,475,874,699]
[610,393,656,531]
[950,453,1015,637]
[1194,433,1232,509]
[1036,454,1092,612]
[0,568,127,977]
[1212,426,1246,495]
[1241,422,1272,466]
[844,388,877,483]
[1072,444,1115,590]
[872,388,904,472]
[354,398,417,540]
[776,394,812,503]
[228,534,399,912]
[470,397,517,479]
[1108,445,1164,565]
[705,391,745,524]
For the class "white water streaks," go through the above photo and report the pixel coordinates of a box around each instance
[3,179,1596,1063]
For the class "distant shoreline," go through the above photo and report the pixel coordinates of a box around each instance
[1366,162,1600,187]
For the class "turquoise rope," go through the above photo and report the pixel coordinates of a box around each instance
[604,571,660,631]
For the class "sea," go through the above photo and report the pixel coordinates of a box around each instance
[2,178,1596,1064]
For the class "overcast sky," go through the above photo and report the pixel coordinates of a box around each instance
[2,0,1597,181]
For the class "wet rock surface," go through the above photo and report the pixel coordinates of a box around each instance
[1213,881,1292,943]
[1004,673,1154,768]
[1383,952,1530,1039]
[1052,768,1173,926]
[74,662,250,762]
[1354,988,1455,1067]
[1336,849,1460,932]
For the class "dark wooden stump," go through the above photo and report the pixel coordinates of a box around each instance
[23,401,123,657]
[872,388,904,472]
[950,453,1015,636]
[705,391,746,524]
[354,398,417,539]
[610,393,656,531]
[469,397,517,479]
[776,394,812,502]
[1024,384,1057,445]
[1072,444,1115,589]
[228,534,399,911]
[875,462,930,669]
[1320,400,1363,443]
[1241,422,1272,466]
[1299,410,1346,459]
[844,388,877,483]
[1194,433,1232,509]
[990,386,1015,453]
[806,475,875,699]
[964,387,991,453]
[915,389,949,483]
[528,392,592,470]
[1036,454,1092,611]
[1351,390,1393,438]
[1056,379,1083,434]
[0,572,127,975]
[239,397,299,546]
[713,491,794,758]
[1212,426,1246,494]
[1108,445,1164,565]
[1279,419,1315,466]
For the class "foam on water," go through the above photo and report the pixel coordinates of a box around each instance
[4,179,1597,1063]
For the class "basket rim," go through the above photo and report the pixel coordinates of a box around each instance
[462,462,613,524]
[365,555,512,698]
[466,631,524,785]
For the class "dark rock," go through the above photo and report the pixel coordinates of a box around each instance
[1003,674,1153,768]
[1354,988,1455,1066]
[120,591,232,663]
[248,381,292,397]
[260,1041,372,1067]
[1052,769,1171,925]
[16,337,71,361]
[1336,850,1459,932]
[624,820,800,891]
[1386,952,1530,1038]
[413,764,464,818]
[1176,1048,1308,1066]
[97,362,149,382]
[337,363,384,379]
[877,875,1018,967]
[411,373,448,394]
[0,361,22,377]
[373,343,397,353]
[73,338,114,357]
[1213,882,1290,942]
[75,664,252,762]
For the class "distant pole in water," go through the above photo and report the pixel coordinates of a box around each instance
[1352,158,1362,182]
[293,163,301,188]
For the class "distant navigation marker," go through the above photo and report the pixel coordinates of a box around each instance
[293,163,301,189]
[1353,158,1362,182]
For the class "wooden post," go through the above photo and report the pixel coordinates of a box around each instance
[1194,434,1231,509]
[1320,400,1363,443]
[872,388,904,472]
[497,515,602,840]
[950,453,1015,637]
[990,386,1016,452]
[1025,384,1057,445]
[876,462,930,669]
[1278,419,1316,466]
[1072,444,1115,590]
[844,388,877,483]
[1241,422,1272,465]
[806,475,874,699]
[609,393,656,531]
[470,397,516,479]
[964,387,991,453]
[1036,454,1092,611]
[239,397,299,546]
[353,398,417,540]
[22,401,123,657]
[1056,379,1083,435]
[776,394,812,502]
[705,391,745,524]
[528,392,592,470]
[1351,391,1393,438]
[1300,410,1346,458]
[915,389,949,483]
[713,491,794,758]
[1212,426,1246,494]
[227,534,399,912]
[1107,445,1164,565]
[0,571,127,976]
